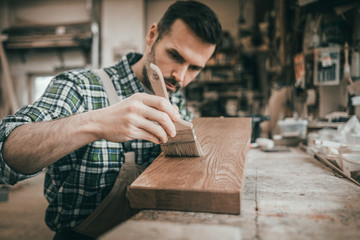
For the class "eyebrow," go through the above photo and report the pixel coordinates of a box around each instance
[168,48,204,70]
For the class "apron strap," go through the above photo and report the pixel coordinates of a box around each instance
[94,69,135,164]
[94,69,119,106]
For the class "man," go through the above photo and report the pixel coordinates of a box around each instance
[0,1,222,239]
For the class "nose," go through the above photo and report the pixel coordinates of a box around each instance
[171,65,187,83]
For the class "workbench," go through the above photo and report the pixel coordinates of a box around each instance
[101,147,360,240]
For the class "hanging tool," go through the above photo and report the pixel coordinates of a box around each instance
[0,36,19,115]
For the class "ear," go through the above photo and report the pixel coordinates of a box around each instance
[146,23,158,46]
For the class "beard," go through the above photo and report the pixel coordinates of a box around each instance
[143,44,181,94]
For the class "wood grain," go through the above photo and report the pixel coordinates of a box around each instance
[128,117,252,214]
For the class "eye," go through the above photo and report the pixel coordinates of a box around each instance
[167,50,184,63]
[189,65,202,72]
[169,52,180,61]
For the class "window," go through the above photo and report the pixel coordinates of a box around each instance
[28,75,53,103]
[33,76,53,101]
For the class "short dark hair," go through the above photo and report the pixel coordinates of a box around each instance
[157,0,222,45]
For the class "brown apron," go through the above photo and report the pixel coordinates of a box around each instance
[73,152,145,238]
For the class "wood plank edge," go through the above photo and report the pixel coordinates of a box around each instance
[128,188,241,215]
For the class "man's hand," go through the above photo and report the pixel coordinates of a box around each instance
[91,93,180,144]
[3,93,179,174]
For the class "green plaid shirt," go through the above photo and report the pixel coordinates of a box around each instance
[0,53,193,232]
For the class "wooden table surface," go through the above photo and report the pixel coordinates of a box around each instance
[101,148,360,240]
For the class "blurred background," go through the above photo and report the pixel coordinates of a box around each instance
[0,0,360,238]
[1,0,360,141]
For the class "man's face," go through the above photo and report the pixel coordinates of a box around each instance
[144,19,216,94]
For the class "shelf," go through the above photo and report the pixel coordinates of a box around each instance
[204,64,234,69]
[299,0,359,13]
[4,35,92,49]
[2,22,92,50]
[190,80,244,85]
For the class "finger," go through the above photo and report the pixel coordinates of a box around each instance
[114,114,166,144]
[141,104,176,138]
[133,117,169,143]
[141,95,180,121]
[131,127,162,144]
[173,105,179,112]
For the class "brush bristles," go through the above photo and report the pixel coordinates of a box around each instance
[161,129,203,157]
[161,140,203,157]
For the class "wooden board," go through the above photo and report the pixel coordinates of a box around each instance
[128,117,252,214]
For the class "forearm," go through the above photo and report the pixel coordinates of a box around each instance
[2,111,99,174]
[2,93,180,175]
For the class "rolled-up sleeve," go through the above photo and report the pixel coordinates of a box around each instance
[0,122,41,184]
[0,72,85,185]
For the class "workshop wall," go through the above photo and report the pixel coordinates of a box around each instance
[6,0,89,25]
[102,0,144,68]
[0,0,145,107]
[0,0,91,106]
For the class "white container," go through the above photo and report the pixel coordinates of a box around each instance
[341,153,360,179]
[277,119,308,138]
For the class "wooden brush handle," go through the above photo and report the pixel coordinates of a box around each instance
[149,63,169,99]
[149,63,193,130]
[174,118,193,130]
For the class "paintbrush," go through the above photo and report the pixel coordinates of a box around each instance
[148,63,203,157]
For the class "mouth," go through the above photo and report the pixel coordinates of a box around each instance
[165,82,176,93]
[164,77,181,93]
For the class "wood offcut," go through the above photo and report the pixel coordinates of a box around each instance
[128,117,252,214]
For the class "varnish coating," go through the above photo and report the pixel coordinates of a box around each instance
[128,117,252,214]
